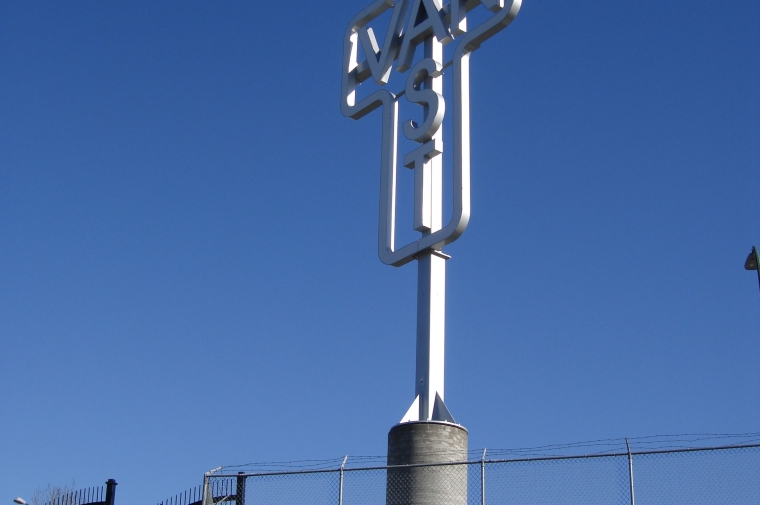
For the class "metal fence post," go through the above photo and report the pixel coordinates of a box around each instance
[104,480,117,505]
[625,438,636,505]
[235,472,246,505]
[338,455,348,505]
[480,449,487,505]
[201,472,211,505]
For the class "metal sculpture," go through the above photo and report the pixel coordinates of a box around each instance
[341,0,521,423]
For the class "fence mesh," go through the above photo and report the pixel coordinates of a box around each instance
[633,447,760,505]
[203,444,760,505]
[485,456,630,505]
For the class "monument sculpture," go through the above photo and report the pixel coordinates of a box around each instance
[341,1,521,501]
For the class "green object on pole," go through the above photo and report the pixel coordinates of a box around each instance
[745,246,760,291]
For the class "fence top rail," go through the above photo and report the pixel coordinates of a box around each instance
[206,442,760,478]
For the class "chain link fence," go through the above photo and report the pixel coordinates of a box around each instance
[202,443,759,505]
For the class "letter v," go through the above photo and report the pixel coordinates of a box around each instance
[359,0,409,85]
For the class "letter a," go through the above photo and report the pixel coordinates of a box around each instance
[396,0,451,72]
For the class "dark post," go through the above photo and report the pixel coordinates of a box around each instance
[235,472,246,505]
[104,480,117,505]
[745,246,760,292]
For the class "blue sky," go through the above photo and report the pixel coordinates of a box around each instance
[1,0,758,503]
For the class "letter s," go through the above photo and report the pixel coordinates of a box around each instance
[402,58,445,143]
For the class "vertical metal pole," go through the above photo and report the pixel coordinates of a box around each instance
[104,480,117,505]
[416,251,447,421]
[202,474,210,505]
[626,438,636,505]
[415,34,446,422]
[338,455,348,505]
[235,472,246,505]
[480,448,487,505]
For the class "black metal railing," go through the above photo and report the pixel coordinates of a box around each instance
[47,480,116,505]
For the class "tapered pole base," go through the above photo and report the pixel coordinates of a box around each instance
[386,422,468,505]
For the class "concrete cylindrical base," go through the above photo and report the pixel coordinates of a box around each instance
[386,421,468,505]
